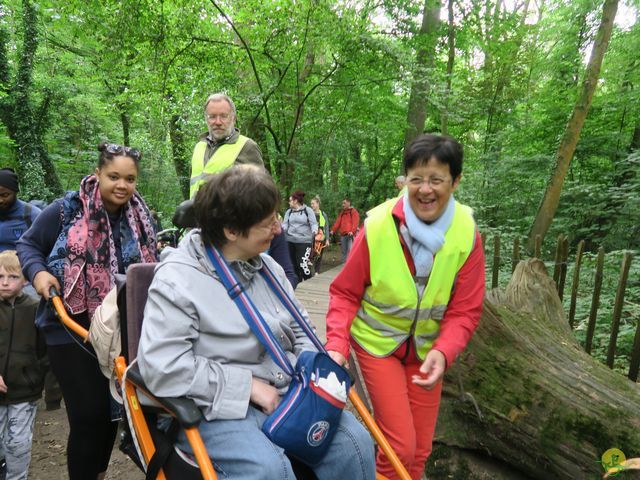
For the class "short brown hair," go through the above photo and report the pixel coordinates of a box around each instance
[194,167,280,247]
[0,250,24,276]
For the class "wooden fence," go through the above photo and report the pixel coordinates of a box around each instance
[482,233,638,381]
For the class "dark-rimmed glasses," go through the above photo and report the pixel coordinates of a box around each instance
[105,143,142,161]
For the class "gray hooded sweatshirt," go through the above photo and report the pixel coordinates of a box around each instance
[283,205,318,244]
[137,229,316,421]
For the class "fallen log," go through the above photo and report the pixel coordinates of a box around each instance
[428,259,640,479]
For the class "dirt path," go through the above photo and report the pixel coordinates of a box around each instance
[29,398,143,479]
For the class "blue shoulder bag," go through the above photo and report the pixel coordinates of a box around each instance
[205,245,351,465]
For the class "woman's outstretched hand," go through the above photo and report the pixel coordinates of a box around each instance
[412,349,446,390]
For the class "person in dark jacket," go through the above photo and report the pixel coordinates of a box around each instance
[0,170,61,413]
[0,250,46,480]
[16,143,157,480]
[0,169,41,254]
[268,229,299,289]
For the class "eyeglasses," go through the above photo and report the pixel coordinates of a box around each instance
[105,143,141,161]
[407,175,451,189]
[206,113,232,121]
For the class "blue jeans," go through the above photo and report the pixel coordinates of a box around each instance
[0,401,38,480]
[176,406,376,479]
[340,235,353,262]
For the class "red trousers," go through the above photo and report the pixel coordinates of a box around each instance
[353,341,442,480]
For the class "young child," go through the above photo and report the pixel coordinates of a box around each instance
[0,250,46,480]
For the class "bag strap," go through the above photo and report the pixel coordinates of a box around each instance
[144,418,179,480]
[205,245,296,376]
[259,260,325,353]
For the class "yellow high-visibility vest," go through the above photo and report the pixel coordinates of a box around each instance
[189,136,249,198]
[350,198,476,360]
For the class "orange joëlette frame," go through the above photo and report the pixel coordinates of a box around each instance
[49,289,410,480]
[49,289,218,480]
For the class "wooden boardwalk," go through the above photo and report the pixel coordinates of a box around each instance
[293,265,342,341]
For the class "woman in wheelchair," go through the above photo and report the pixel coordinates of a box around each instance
[16,142,158,480]
[138,167,376,479]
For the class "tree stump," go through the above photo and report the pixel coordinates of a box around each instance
[428,259,640,479]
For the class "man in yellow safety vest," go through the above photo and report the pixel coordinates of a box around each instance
[189,93,263,198]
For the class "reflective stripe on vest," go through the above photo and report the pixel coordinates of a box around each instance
[189,136,249,198]
[350,198,475,360]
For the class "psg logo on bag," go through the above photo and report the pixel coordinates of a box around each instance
[307,421,330,447]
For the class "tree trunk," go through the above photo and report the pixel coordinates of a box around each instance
[285,50,315,190]
[403,0,441,148]
[440,0,455,136]
[631,122,640,151]
[168,111,190,200]
[527,0,619,252]
[428,259,640,479]
[0,0,62,201]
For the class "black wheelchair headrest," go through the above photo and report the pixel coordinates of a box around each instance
[172,199,197,229]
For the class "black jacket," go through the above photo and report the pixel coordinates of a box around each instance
[0,292,47,404]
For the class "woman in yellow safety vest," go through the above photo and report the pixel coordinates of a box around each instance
[310,195,330,274]
[325,134,485,480]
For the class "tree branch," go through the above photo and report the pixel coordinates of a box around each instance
[286,56,340,155]
[207,0,272,128]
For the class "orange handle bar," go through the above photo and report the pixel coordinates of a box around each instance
[349,389,412,480]
[49,288,89,340]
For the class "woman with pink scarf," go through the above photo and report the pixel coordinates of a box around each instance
[17,143,157,480]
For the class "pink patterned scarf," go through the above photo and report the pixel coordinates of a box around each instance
[62,174,157,317]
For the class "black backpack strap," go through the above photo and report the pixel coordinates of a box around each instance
[145,418,180,480]
[23,203,32,229]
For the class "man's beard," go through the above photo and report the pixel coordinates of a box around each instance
[209,125,234,141]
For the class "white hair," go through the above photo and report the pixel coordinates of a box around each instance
[203,93,236,115]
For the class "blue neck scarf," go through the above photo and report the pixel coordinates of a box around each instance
[402,192,456,278]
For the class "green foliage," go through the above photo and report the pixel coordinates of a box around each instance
[0,0,636,240]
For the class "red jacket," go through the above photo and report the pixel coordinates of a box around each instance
[330,208,360,236]
[325,197,485,368]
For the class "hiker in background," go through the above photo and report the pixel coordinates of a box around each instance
[310,196,330,275]
[283,190,317,283]
[0,169,41,253]
[330,196,360,262]
[189,93,263,198]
